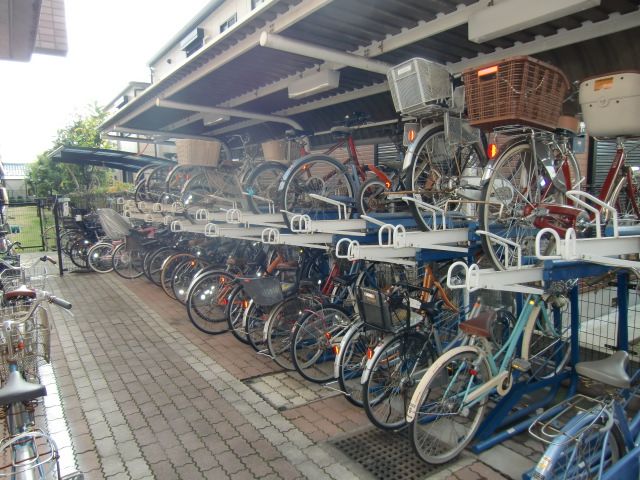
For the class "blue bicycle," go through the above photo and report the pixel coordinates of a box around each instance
[529,350,640,480]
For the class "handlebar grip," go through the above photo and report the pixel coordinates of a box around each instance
[50,296,72,309]
[40,255,57,265]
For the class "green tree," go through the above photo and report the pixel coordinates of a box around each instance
[26,103,115,197]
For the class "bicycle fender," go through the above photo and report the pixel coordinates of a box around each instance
[406,345,484,422]
[360,333,395,385]
[402,122,444,171]
[333,319,364,379]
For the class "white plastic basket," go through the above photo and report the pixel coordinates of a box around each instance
[579,72,640,138]
[387,58,452,117]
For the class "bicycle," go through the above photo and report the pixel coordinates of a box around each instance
[360,264,465,431]
[406,266,572,464]
[179,134,289,213]
[529,350,640,480]
[477,68,640,270]
[0,292,79,479]
[277,113,407,225]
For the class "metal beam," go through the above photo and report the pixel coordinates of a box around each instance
[156,99,304,130]
[220,1,486,109]
[101,134,175,147]
[160,113,204,132]
[259,32,392,74]
[449,10,640,73]
[112,126,223,142]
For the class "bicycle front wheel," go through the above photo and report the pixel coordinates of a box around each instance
[87,242,115,273]
[279,154,354,225]
[408,346,489,464]
[290,305,353,383]
[407,125,484,231]
[187,270,235,334]
[363,331,434,431]
[480,141,549,270]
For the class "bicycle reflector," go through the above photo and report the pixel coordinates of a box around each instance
[487,143,499,159]
[403,123,418,146]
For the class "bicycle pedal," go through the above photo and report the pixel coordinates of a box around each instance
[511,358,531,372]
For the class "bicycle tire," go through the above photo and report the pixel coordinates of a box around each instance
[290,304,353,383]
[363,331,435,431]
[335,319,382,408]
[87,242,115,273]
[523,296,572,380]
[146,247,177,287]
[479,140,553,270]
[243,161,288,214]
[69,239,91,270]
[244,301,269,352]
[171,258,207,304]
[408,345,489,464]
[186,270,235,334]
[278,154,354,226]
[265,296,323,370]
[112,242,145,279]
[608,168,640,226]
[160,253,195,299]
[224,284,251,344]
[407,125,484,231]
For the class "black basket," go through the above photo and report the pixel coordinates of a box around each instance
[356,286,410,332]
[240,277,284,307]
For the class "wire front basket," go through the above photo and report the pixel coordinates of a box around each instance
[0,262,48,293]
[0,307,50,384]
[240,277,284,307]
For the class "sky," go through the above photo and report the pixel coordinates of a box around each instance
[0,0,211,164]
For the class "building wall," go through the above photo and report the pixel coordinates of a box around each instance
[152,0,271,82]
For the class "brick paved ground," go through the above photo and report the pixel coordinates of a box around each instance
[40,271,541,479]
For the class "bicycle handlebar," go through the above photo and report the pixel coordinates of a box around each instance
[49,295,72,310]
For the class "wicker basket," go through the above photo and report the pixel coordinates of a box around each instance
[175,139,221,167]
[387,58,452,117]
[463,56,569,130]
[261,140,299,164]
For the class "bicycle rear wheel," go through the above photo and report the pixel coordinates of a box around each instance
[408,346,489,464]
[112,242,145,279]
[279,154,354,226]
[87,242,115,273]
[363,331,434,431]
[225,284,251,344]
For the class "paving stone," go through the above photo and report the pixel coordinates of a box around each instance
[176,463,206,480]
[125,458,153,480]
[101,454,126,477]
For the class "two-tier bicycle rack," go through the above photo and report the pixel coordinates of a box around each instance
[122,190,640,478]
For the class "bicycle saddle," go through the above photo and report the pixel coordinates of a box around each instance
[459,310,496,338]
[576,350,631,389]
[0,370,46,405]
[3,285,36,301]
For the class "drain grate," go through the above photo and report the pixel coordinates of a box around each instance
[330,428,446,480]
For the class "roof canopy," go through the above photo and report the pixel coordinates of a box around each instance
[101,0,640,148]
[50,146,175,172]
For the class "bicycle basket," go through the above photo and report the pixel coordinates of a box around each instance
[240,277,284,307]
[463,56,569,130]
[387,58,452,117]
[356,287,410,333]
[0,309,50,384]
[97,208,132,240]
